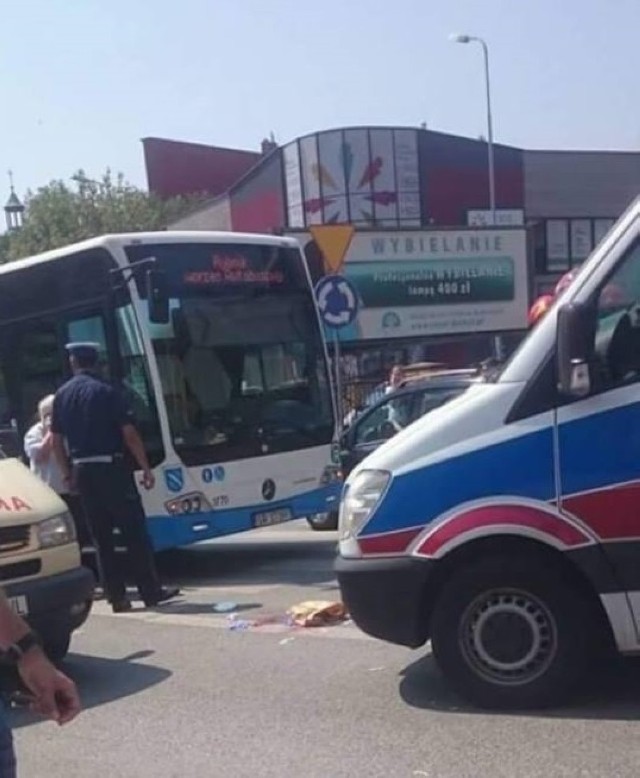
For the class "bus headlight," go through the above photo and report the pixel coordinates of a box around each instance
[164,492,212,515]
[321,465,343,485]
[37,513,76,549]
[339,470,390,541]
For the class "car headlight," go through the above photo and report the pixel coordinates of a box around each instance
[37,512,76,549]
[339,470,390,541]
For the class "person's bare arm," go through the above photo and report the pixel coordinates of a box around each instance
[35,431,54,462]
[122,424,155,490]
[0,590,80,724]
[24,427,53,465]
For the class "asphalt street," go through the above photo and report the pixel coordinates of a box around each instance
[10,520,640,778]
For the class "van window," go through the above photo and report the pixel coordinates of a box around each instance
[593,241,640,390]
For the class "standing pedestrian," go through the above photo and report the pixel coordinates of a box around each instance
[51,343,179,613]
[0,587,81,776]
[23,395,93,553]
[385,364,405,394]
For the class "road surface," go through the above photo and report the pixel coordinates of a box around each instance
[11,521,640,777]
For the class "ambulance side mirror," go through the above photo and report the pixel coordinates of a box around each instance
[557,302,595,398]
[146,269,170,324]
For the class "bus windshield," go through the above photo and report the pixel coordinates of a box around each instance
[126,242,334,466]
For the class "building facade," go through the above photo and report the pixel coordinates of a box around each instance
[148,127,640,374]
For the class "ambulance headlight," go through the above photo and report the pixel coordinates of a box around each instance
[339,470,390,540]
[38,512,77,548]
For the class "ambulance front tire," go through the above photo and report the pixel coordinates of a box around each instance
[430,554,595,710]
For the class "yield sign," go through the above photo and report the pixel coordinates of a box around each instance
[310,225,355,274]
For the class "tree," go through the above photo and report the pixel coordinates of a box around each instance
[0,233,9,264]
[2,169,204,262]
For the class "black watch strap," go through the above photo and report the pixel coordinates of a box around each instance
[5,631,41,663]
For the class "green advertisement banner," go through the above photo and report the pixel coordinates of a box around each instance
[345,257,515,308]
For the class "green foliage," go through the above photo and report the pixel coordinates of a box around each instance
[2,170,204,262]
[0,233,9,264]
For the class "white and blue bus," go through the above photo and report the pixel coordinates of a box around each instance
[0,232,340,550]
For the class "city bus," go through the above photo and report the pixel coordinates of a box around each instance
[0,232,340,551]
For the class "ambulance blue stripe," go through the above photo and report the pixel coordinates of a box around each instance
[361,400,640,537]
[361,427,555,536]
[558,402,640,496]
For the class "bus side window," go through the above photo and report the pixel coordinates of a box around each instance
[67,315,109,377]
[0,359,20,457]
[17,322,66,426]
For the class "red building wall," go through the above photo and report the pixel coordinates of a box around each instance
[229,151,285,233]
[142,137,260,199]
[419,131,524,225]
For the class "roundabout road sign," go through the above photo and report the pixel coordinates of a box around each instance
[314,275,359,329]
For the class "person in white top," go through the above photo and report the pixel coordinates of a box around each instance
[24,396,96,577]
[24,395,66,495]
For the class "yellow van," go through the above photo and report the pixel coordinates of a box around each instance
[0,454,94,660]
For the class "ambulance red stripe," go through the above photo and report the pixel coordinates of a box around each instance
[415,505,591,557]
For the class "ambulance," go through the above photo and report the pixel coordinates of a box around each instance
[337,196,640,709]
[0,452,94,661]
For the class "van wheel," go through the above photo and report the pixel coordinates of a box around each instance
[43,633,71,663]
[430,554,594,709]
[306,511,339,531]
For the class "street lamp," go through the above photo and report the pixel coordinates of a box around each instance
[450,33,495,224]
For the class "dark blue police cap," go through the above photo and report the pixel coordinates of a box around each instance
[65,342,101,361]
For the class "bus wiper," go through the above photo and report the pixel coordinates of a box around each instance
[258,419,320,445]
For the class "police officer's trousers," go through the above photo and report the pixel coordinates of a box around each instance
[75,461,162,604]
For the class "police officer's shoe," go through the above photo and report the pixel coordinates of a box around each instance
[112,599,133,613]
[144,586,181,608]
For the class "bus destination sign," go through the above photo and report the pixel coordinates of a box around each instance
[183,253,285,287]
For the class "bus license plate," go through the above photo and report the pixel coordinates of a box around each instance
[9,596,28,616]
[252,508,292,528]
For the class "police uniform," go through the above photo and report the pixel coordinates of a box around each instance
[51,343,175,611]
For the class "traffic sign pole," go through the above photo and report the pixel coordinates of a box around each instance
[333,332,343,434]
[314,274,359,435]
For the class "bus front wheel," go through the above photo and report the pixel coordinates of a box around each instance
[43,632,71,664]
[430,553,595,709]
[306,512,339,531]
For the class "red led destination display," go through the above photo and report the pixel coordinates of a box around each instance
[183,253,285,286]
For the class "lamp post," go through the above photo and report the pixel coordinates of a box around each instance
[450,34,503,361]
[450,34,495,224]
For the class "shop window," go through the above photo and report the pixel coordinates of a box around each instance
[543,217,616,273]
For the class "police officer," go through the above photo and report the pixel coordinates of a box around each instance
[51,342,179,613]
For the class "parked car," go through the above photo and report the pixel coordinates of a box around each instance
[340,373,478,476]
[342,363,465,428]
[307,373,478,531]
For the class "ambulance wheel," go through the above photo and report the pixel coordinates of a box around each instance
[43,632,71,663]
[306,511,339,531]
[430,554,593,709]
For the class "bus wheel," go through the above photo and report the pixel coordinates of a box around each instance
[43,633,71,663]
[430,554,594,709]
[306,512,339,531]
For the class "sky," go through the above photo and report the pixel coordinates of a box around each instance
[1,0,639,198]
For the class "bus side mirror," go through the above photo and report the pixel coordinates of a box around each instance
[146,269,169,324]
[557,302,595,398]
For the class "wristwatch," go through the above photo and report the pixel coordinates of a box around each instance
[3,631,41,663]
